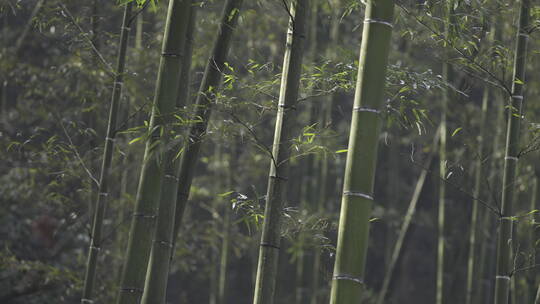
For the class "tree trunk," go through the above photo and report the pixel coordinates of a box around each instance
[252,1,309,303]
[116,1,192,303]
[140,3,196,304]
[171,0,243,251]
[377,126,440,304]
[81,4,132,303]
[493,1,530,303]
[328,0,394,302]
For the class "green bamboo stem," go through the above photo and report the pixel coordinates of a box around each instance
[476,22,502,304]
[465,79,490,304]
[252,2,309,303]
[311,148,329,304]
[171,0,243,248]
[493,1,530,303]
[536,283,540,304]
[528,177,538,303]
[377,127,440,304]
[91,0,100,59]
[217,143,237,304]
[436,77,447,304]
[436,2,454,303]
[210,144,223,304]
[296,1,319,303]
[14,0,45,54]
[328,1,394,302]
[140,3,195,304]
[81,4,132,303]
[135,12,143,51]
[116,1,191,302]
[310,2,340,303]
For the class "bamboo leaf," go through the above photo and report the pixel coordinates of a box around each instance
[451,127,462,137]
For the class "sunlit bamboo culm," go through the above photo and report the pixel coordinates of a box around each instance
[329,1,394,303]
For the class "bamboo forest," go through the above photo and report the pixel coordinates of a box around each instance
[2,0,540,303]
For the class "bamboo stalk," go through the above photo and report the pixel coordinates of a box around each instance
[14,0,45,54]
[465,75,491,304]
[140,3,196,303]
[329,0,394,302]
[296,1,319,302]
[252,1,309,303]
[436,2,454,302]
[310,1,340,302]
[528,177,538,303]
[377,127,440,304]
[536,279,540,304]
[217,143,237,304]
[476,20,502,304]
[135,12,143,51]
[81,4,132,303]
[116,1,192,302]
[171,0,244,250]
[493,1,530,303]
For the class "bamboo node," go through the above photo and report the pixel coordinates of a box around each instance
[260,242,280,250]
[518,32,529,38]
[164,174,180,182]
[511,95,523,100]
[105,137,116,142]
[500,216,513,221]
[120,287,144,294]
[353,106,380,114]
[113,81,124,86]
[161,52,182,58]
[132,212,156,219]
[81,299,94,303]
[269,174,288,181]
[89,245,101,251]
[364,18,393,29]
[333,274,364,285]
[343,191,374,201]
[121,26,131,31]
[495,275,511,281]
[504,156,518,162]
[98,192,109,197]
[155,240,173,248]
[278,104,297,111]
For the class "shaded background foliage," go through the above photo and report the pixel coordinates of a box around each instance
[1,0,539,303]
